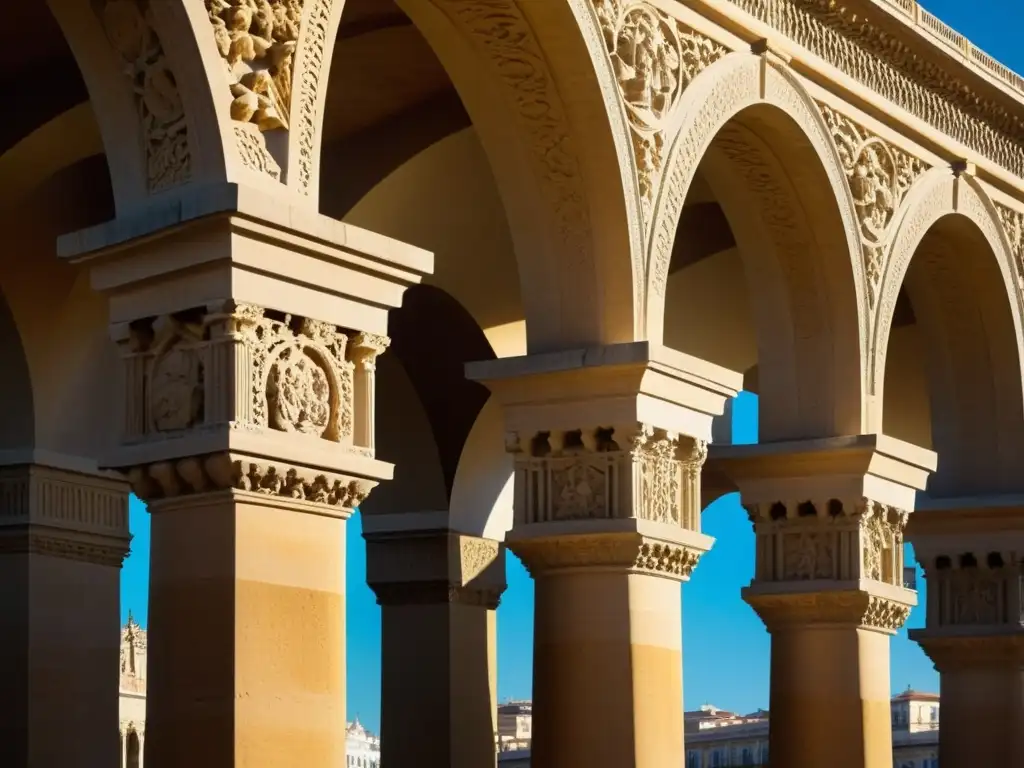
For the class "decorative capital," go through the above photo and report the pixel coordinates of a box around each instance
[913,633,1024,671]
[744,588,913,635]
[510,531,705,582]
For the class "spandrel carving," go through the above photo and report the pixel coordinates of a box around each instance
[99,0,191,191]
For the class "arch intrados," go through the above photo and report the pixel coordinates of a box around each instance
[658,57,866,439]
[875,179,1024,493]
[647,51,867,360]
[365,0,642,351]
[872,171,1024,430]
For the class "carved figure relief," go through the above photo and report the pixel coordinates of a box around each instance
[550,461,606,520]
[267,348,332,435]
[147,317,205,433]
[952,575,1001,625]
[594,0,727,213]
[820,104,926,305]
[100,0,191,191]
[782,533,833,580]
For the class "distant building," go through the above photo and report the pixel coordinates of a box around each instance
[346,719,381,767]
[498,700,533,752]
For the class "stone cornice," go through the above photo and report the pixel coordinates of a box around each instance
[0,528,129,568]
[716,0,1024,182]
[913,631,1024,670]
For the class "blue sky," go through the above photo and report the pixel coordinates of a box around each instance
[118,0,1024,736]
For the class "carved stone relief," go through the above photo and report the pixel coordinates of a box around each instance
[819,104,927,306]
[997,203,1024,294]
[509,424,705,528]
[510,531,704,580]
[99,0,191,191]
[747,498,907,586]
[924,553,1016,629]
[728,0,1024,181]
[745,589,911,633]
[592,1,727,217]
[115,302,384,449]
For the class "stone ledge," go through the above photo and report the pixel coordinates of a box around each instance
[912,629,1024,669]
[0,526,130,568]
[743,579,916,634]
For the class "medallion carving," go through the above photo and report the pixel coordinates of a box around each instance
[267,348,333,436]
[593,0,727,215]
[550,461,607,520]
[819,104,926,305]
[781,533,834,580]
[100,0,191,191]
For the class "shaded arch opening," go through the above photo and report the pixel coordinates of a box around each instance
[882,213,1024,496]
[663,100,863,442]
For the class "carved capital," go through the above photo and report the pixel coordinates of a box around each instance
[745,588,912,635]
[508,423,706,529]
[916,550,1024,631]
[127,453,375,513]
[746,498,909,587]
[511,531,705,581]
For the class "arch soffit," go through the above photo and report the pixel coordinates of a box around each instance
[644,50,868,369]
[870,170,1024,431]
[394,0,644,350]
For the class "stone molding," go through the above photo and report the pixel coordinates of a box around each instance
[744,587,912,634]
[128,451,374,513]
[370,581,505,610]
[914,632,1024,671]
[0,464,130,567]
[510,531,705,581]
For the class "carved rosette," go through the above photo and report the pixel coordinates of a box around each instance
[593,0,727,218]
[745,498,908,586]
[99,0,191,191]
[507,423,706,528]
[818,103,927,306]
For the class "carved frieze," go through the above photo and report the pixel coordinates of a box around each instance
[116,303,382,450]
[728,0,1024,181]
[593,0,727,216]
[99,0,191,191]
[127,452,375,511]
[508,424,706,528]
[922,552,1019,629]
[819,104,927,305]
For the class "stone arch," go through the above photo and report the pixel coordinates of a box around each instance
[872,170,1024,495]
[650,51,867,439]
[369,0,643,351]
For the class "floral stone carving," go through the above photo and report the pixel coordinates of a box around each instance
[820,104,926,305]
[593,0,728,214]
[100,0,191,191]
[997,203,1024,293]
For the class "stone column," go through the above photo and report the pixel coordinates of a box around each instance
[59,201,432,768]
[711,435,936,768]
[468,343,742,768]
[363,519,505,768]
[0,460,130,768]
[907,501,1024,767]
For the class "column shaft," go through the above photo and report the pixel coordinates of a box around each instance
[936,662,1024,765]
[0,463,129,768]
[366,528,504,768]
[144,492,345,767]
[531,569,683,768]
[767,626,892,768]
